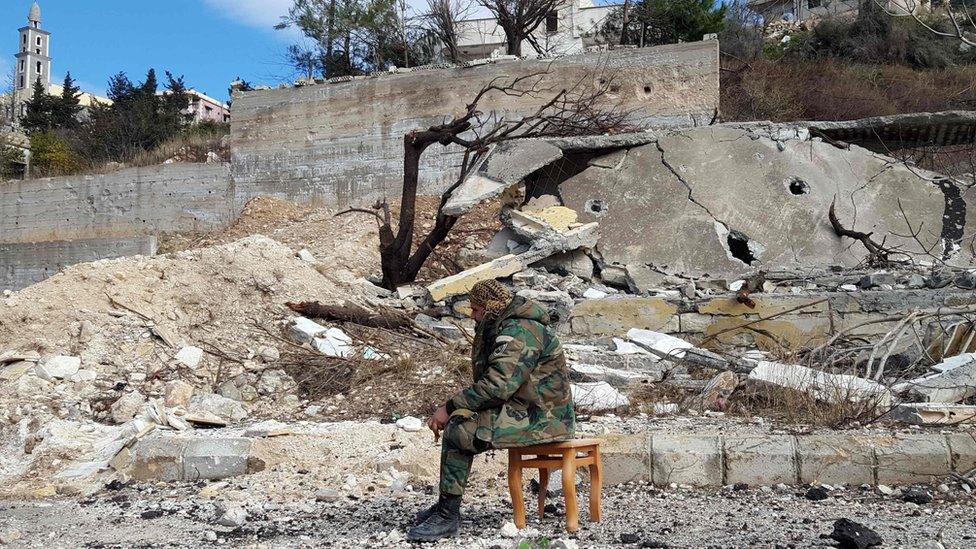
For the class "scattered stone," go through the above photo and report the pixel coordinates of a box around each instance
[244,420,293,437]
[699,371,738,411]
[297,249,317,263]
[500,521,520,538]
[164,380,195,408]
[395,416,424,432]
[954,270,976,290]
[829,518,882,549]
[906,274,926,289]
[571,381,629,412]
[188,393,248,423]
[877,485,894,496]
[174,346,204,369]
[111,391,147,424]
[902,486,933,504]
[583,288,608,299]
[216,506,247,528]
[927,268,954,289]
[839,284,858,292]
[620,532,640,544]
[35,355,81,380]
[858,273,895,289]
[0,361,33,382]
[805,486,829,501]
[315,488,343,502]
[256,345,280,362]
[69,369,97,382]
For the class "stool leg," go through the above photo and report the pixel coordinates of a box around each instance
[562,453,579,533]
[508,450,526,529]
[588,447,602,523]
[538,468,549,519]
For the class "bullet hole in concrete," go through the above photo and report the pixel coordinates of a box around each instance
[643,85,652,93]
[585,199,607,217]
[788,177,810,195]
[727,230,760,265]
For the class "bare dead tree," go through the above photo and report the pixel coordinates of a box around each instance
[828,196,897,266]
[880,0,976,47]
[478,0,570,56]
[424,0,474,63]
[340,66,634,290]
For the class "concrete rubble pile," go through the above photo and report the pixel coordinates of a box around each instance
[2,121,976,505]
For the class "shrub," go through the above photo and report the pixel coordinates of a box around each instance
[29,131,85,177]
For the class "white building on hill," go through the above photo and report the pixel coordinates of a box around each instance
[455,0,621,61]
[747,0,931,23]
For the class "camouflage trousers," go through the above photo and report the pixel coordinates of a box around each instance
[439,415,491,496]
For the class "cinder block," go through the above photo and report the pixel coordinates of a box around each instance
[599,434,650,485]
[797,434,875,486]
[724,435,798,486]
[570,297,678,337]
[948,432,976,474]
[651,434,722,487]
[127,436,187,482]
[875,434,951,485]
[182,437,253,480]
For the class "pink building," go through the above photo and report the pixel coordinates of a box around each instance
[184,89,230,124]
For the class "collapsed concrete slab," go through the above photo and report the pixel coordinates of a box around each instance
[889,403,976,425]
[894,353,976,403]
[749,361,893,406]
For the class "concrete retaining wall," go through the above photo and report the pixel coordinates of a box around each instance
[569,290,976,350]
[0,163,235,244]
[124,429,975,487]
[0,237,158,290]
[229,41,719,207]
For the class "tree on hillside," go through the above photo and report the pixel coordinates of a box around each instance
[881,0,976,48]
[477,0,569,56]
[20,79,60,133]
[339,69,634,289]
[423,0,473,63]
[53,73,83,129]
[601,0,726,47]
[82,69,189,162]
[278,0,434,78]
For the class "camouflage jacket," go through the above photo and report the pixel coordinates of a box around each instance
[446,296,575,448]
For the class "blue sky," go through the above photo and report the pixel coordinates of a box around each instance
[1,0,301,101]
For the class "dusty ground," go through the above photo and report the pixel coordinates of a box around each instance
[1,478,973,548]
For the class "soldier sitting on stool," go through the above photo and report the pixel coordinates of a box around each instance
[408,279,576,542]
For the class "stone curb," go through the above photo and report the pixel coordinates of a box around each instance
[601,431,976,487]
[123,431,975,488]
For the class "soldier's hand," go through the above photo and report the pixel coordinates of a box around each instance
[428,405,450,442]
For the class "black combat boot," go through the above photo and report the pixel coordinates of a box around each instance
[407,494,461,542]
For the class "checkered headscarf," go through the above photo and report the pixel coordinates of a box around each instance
[469,279,513,319]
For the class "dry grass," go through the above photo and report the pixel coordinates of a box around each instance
[126,124,229,168]
[721,58,976,122]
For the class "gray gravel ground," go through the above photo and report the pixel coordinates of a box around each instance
[1,479,974,548]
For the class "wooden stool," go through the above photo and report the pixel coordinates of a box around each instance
[507,438,603,533]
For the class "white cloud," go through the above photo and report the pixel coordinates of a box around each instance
[200,0,293,32]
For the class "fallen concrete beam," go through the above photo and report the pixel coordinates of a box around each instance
[894,353,976,403]
[426,223,598,301]
[442,140,564,216]
[748,360,893,407]
[889,403,976,425]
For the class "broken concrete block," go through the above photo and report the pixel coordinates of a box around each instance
[724,436,798,486]
[69,369,97,383]
[627,329,694,360]
[297,249,317,263]
[599,434,650,485]
[888,403,976,425]
[510,206,580,236]
[174,346,204,369]
[516,289,574,324]
[427,254,526,302]
[289,316,329,344]
[126,436,186,481]
[442,140,564,216]
[570,363,648,387]
[748,361,892,406]
[700,371,738,411]
[651,434,722,487]
[35,355,81,380]
[395,416,423,432]
[858,273,895,289]
[948,432,976,475]
[312,327,355,358]
[583,288,608,299]
[571,381,629,412]
[534,249,594,280]
[188,393,248,423]
[183,437,253,480]
[244,420,293,438]
[111,391,148,424]
[570,298,678,336]
[796,434,875,486]
[894,353,976,403]
[875,434,951,485]
[0,361,34,381]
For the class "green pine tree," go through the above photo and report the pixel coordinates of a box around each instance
[20,78,57,133]
[53,72,83,129]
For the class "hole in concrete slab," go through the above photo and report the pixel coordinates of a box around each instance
[643,85,652,94]
[727,230,761,265]
[585,199,607,217]
[787,177,810,195]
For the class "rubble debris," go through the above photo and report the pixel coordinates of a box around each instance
[216,505,248,528]
[188,393,248,423]
[173,346,204,369]
[902,486,934,504]
[111,391,148,424]
[426,222,598,301]
[570,363,648,387]
[571,381,629,412]
[748,361,892,406]
[34,355,81,381]
[164,380,194,408]
[244,420,293,438]
[889,403,976,425]
[699,371,739,411]
[287,301,413,330]
[894,353,976,403]
[829,518,882,549]
[805,486,829,501]
[626,329,694,360]
[395,416,423,432]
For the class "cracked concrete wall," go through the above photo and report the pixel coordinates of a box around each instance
[0,237,158,290]
[230,42,719,208]
[555,126,976,278]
